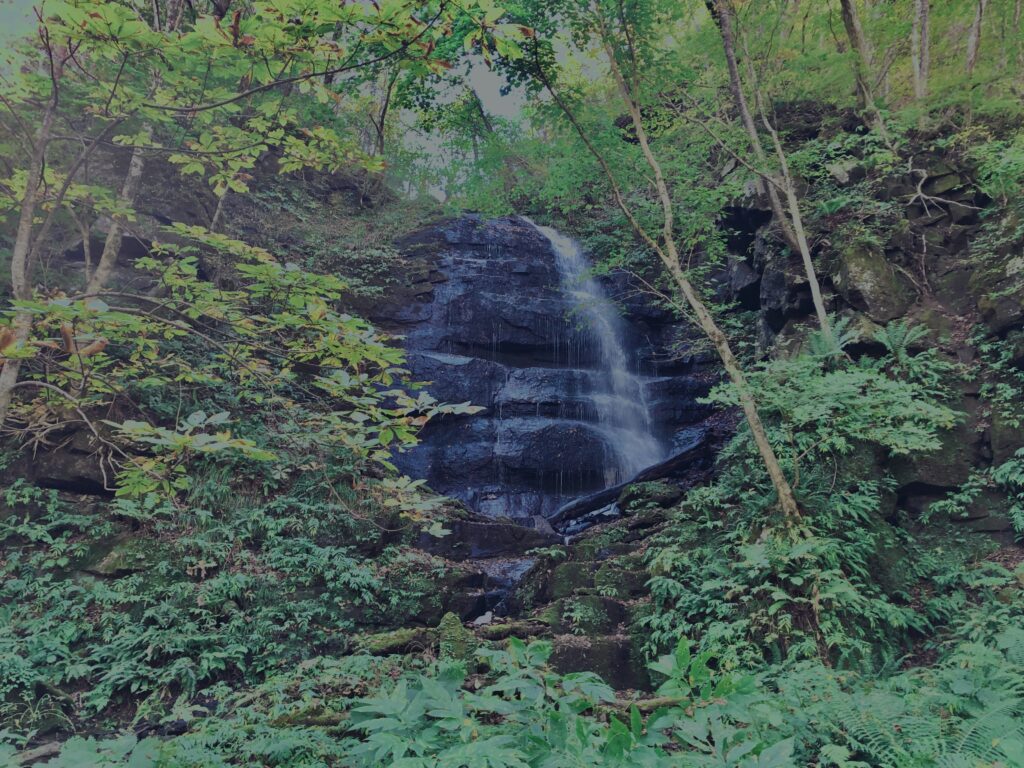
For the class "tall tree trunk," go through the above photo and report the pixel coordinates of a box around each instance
[711,0,795,252]
[966,0,989,75]
[0,54,66,427]
[87,3,185,294]
[838,0,892,142]
[911,0,930,100]
[86,134,148,294]
[359,69,399,203]
[580,31,802,526]
[714,0,833,343]
[624,117,802,527]
[1016,0,1023,71]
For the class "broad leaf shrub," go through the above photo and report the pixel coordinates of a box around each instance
[0,228,480,730]
[15,599,1024,767]
[644,321,971,668]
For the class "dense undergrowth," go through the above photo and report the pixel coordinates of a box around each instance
[3,0,1024,766]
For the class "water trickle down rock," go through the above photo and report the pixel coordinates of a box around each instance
[527,219,664,486]
[384,214,714,527]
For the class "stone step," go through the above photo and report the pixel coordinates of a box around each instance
[549,633,650,691]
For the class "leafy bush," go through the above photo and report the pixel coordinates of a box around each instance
[644,322,965,668]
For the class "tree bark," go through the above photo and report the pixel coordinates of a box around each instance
[1016,0,1023,71]
[0,54,66,427]
[86,134,148,294]
[87,2,185,294]
[558,32,802,526]
[712,0,797,253]
[966,0,988,75]
[714,0,833,343]
[837,0,892,143]
[838,0,872,111]
[911,0,930,100]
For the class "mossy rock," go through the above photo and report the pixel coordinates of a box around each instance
[476,619,548,642]
[832,243,914,323]
[923,172,963,196]
[78,536,173,577]
[893,396,985,489]
[967,238,1024,334]
[571,528,629,561]
[548,561,595,599]
[356,627,436,655]
[770,318,817,359]
[905,305,957,345]
[386,556,483,626]
[550,634,650,691]
[544,596,627,635]
[438,612,477,662]
[594,563,648,599]
[991,409,1024,465]
[618,481,684,512]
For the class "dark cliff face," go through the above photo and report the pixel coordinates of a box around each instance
[716,158,1024,535]
[378,215,715,523]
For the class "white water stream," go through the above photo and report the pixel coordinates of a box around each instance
[527,220,664,484]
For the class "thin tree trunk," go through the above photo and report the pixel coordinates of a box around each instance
[966,0,988,75]
[714,0,833,342]
[911,0,930,100]
[1016,0,1023,71]
[839,0,872,111]
[711,0,798,255]
[555,32,802,526]
[209,192,227,231]
[87,2,184,295]
[70,210,94,286]
[753,87,830,347]
[0,54,66,427]
[86,134,148,294]
[359,69,398,203]
[838,0,892,142]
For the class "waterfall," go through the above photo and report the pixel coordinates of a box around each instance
[526,219,663,484]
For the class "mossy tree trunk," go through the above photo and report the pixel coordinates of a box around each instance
[912,0,930,100]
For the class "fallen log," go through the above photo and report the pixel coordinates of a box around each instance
[548,438,708,528]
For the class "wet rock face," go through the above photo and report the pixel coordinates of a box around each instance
[382,215,713,522]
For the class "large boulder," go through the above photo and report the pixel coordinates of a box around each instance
[832,243,914,323]
[990,409,1024,465]
[2,430,112,495]
[893,396,985,490]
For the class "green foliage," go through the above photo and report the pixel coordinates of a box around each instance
[934,448,1024,537]
[969,133,1024,205]
[4,0,1024,763]
[7,226,479,499]
[27,604,1024,767]
[645,323,964,668]
[26,637,800,767]
[0,462,465,730]
[976,328,1024,430]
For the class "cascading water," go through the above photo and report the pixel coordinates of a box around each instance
[394,214,715,616]
[526,220,664,485]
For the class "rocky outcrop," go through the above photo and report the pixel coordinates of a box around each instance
[382,215,717,524]
[718,155,1024,535]
[832,243,914,322]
